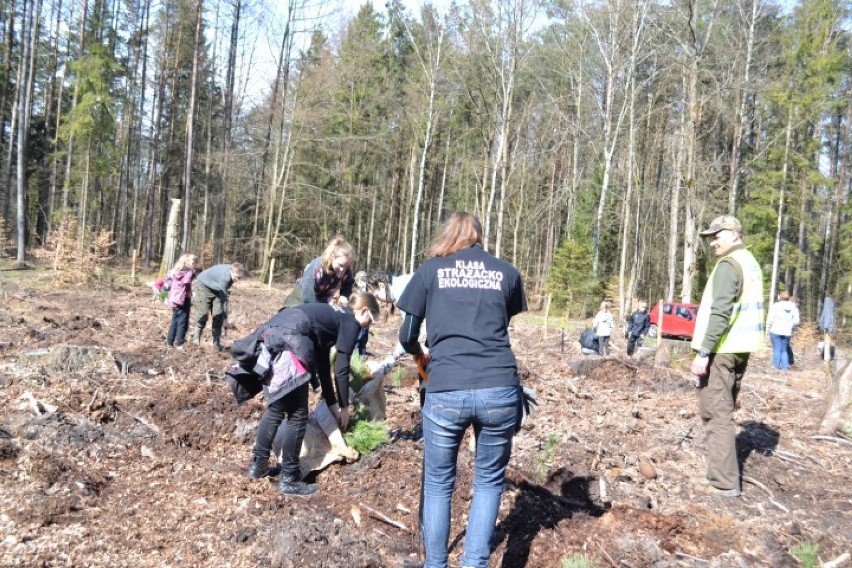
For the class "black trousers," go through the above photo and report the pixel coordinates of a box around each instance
[167,305,190,346]
[597,335,610,355]
[626,334,643,356]
[253,382,309,479]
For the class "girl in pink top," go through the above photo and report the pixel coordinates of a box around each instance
[166,254,197,348]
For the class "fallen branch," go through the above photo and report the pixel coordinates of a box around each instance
[20,392,58,415]
[675,552,708,564]
[85,388,100,412]
[809,435,852,448]
[132,415,160,434]
[823,552,851,568]
[744,386,768,406]
[116,406,161,434]
[589,441,603,471]
[358,503,410,532]
[594,539,618,567]
[743,476,789,513]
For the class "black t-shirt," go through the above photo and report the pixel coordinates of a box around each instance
[397,243,527,392]
[292,302,361,407]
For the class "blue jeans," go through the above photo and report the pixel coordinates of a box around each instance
[421,386,519,568]
[770,333,790,370]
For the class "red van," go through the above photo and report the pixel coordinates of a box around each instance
[648,302,700,339]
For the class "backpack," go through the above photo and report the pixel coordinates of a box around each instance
[579,328,599,350]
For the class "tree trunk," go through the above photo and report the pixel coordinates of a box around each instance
[819,360,852,435]
[667,119,684,302]
[160,198,181,275]
[679,0,720,304]
[181,0,203,251]
[590,0,632,275]
[727,0,761,215]
[252,2,293,258]
[820,94,851,300]
[214,0,241,262]
[0,0,14,225]
[16,0,37,262]
[61,0,90,211]
[768,105,794,311]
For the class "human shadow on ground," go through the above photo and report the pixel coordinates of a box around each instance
[736,420,780,478]
[489,468,609,568]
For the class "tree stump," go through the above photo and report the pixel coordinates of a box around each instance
[819,358,852,435]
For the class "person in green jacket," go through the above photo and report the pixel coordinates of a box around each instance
[191,262,246,350]
[690,215,764,498]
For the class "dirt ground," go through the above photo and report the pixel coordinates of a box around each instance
[0,269,850,568]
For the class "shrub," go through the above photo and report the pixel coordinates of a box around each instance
[790,540,819,568]
[348,353,369,392]
[344,418,389,455]
[538,433,560,482]
[561,553,599,568]
[390,368,404,387]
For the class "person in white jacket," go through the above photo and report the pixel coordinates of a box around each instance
[766,290,800,370]
[593,301,614,356]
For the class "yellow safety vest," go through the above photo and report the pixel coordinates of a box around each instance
[691,247,764,353]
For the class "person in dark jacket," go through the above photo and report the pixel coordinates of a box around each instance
[626,301,651,356]
[282,237,355,308]
[247,293,380,496]
[191,262,245,350]
[397,212,527,568]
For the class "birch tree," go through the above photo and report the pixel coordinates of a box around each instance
[403,8,446,272]
[180,0,203,253]
[580,0,631,275]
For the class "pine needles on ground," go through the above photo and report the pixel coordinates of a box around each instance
[348,353,369,392]
[344,418,389,455]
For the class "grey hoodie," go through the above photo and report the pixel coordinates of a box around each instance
[767,300,800,336]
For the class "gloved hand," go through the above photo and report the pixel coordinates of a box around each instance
[338,406,350,431]
[329,403,350,431]
[514,386,538,434]
[414,351,430,382]
[521,387,539,421]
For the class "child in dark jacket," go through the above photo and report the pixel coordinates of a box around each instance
[166,253,197,348]
[626,301,651,356]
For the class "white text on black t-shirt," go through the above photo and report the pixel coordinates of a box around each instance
[437,260,504,291]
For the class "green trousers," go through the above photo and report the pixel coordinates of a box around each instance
[698,352,750,491]
[192,281,227,340]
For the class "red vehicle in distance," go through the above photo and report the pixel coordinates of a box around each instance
[648,302,700,340]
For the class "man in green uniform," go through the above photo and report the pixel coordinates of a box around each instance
[690,216,764,497]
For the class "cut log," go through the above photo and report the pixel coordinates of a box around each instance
[818,359,852,435]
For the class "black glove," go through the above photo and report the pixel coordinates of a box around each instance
[515,386,538,433]
[522,387,538,420]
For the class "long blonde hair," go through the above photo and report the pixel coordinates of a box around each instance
[171,253,196,272]
[321,237,353,273]
[428,212,483,258]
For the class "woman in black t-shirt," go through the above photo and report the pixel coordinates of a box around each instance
[397,212,527,568]
[247,294,379,496]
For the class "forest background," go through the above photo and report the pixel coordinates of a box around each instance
[0,0,850,331]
